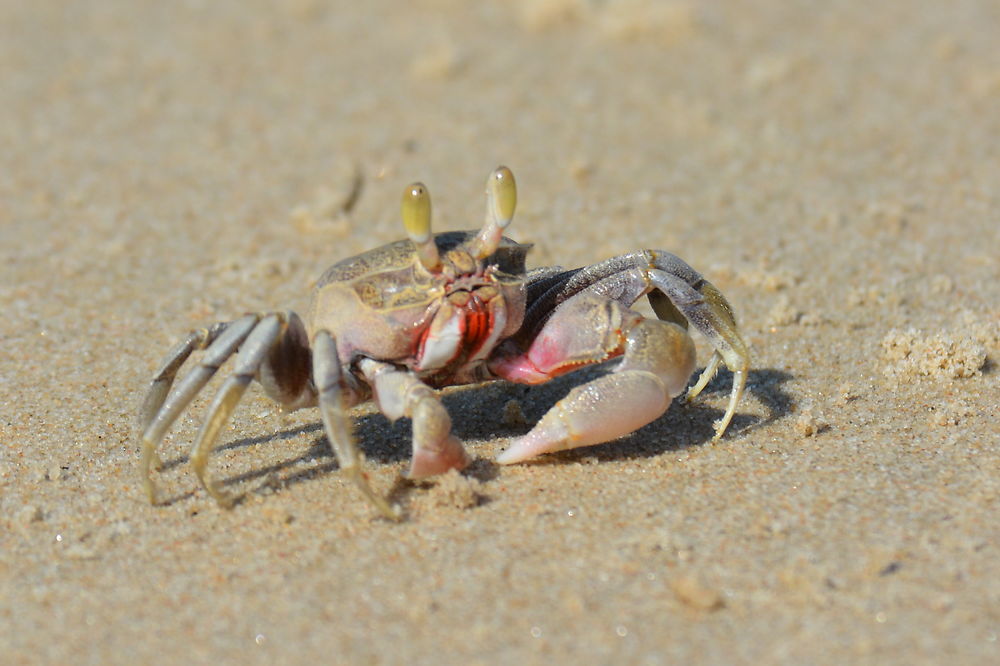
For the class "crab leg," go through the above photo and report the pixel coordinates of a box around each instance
[140,314,260,504]
[187,314,284,507]
[138,320,231,437]
[358,359,471,479]
[313,330,402,521]
[492,295,696,464]
[645,268,747,438]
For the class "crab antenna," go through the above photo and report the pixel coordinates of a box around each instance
[471,166,516,259]
[402,182,440,271]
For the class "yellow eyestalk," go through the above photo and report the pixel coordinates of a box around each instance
[402,182,440,270]
[490,165,517,228]
[471,165,517,259]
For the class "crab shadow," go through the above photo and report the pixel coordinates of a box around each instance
[448,364,795,468]
[156,364,794,506]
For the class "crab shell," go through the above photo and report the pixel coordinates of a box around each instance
[308,232,530,386]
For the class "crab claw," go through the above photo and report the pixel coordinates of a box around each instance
[496,312,696,465]
[497,370,674,464]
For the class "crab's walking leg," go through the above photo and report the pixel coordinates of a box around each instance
[492,295,696,465]
[645,268,748,438]
[358,359,471,479]
[187,314,284,507]
[140,314,260,504]
[313,330,401,521]
[138,321,231,444]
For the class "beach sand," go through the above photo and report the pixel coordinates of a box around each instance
[2,1,998,663]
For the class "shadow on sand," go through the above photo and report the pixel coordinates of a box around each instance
[153,364,794,507]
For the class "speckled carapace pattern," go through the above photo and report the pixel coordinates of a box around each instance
[1,1,998,663]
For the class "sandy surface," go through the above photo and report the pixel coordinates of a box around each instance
[2,1,999,663]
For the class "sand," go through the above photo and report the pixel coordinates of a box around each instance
[2,1,998,663]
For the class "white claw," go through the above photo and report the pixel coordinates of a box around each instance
[497,371,671,465]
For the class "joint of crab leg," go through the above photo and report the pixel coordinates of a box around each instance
[137,325,221,435]
[471,166,516,259]
[402,182,440,271]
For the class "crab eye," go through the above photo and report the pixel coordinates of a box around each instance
[402,183,432,242]
[402,181,440,270]
[470,166,518,260]
[490,166,517,228]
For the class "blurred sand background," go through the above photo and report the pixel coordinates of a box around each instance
[2,0,998,663]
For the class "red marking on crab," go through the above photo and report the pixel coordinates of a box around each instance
[492,326,620,384]
[464,293,494,358]
[415,291,498,375]
[489,354,546,384]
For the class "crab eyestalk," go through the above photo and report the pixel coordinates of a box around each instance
[402,182,440,271]
[470,166,517,260]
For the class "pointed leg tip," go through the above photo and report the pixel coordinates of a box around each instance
[142,477,159,505]
[371,496,404,522]
[343,466,405,522]
[712,418,736,441]
[211,489,237,510]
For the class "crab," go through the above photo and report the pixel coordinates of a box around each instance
[138,166,750,520]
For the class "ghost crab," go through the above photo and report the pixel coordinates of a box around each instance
[139,166,749,520]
